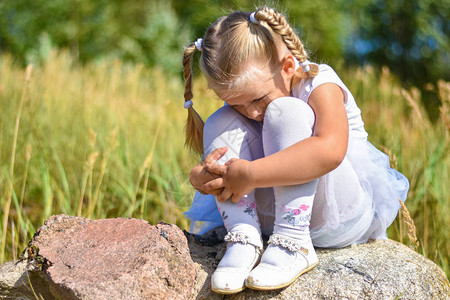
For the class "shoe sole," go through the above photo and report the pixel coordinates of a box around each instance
[211,286,246,295]
[245,261,319,291]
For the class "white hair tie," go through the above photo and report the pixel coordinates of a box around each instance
[184,100,193,109]
[249,12,259,24]
[194,38,203,51]
[300,60,311,72]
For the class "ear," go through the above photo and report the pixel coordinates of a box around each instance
[281,54,296,80]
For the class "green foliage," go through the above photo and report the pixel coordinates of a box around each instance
[345,0,449,87]
[0,0,190,75]
[2,0,447,88]
[279,0,346,64]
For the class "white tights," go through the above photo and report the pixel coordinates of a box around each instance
[203,97,317,241]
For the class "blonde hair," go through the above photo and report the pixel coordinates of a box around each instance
[182,6,318,154]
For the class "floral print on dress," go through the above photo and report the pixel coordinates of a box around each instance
[238,198,256,218]
[218,207,228,221]
[281,204,310,228]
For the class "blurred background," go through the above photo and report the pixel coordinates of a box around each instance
[1,0,448,113]
[0,0,448,277]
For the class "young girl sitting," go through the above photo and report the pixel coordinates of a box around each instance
[182,6,409,294]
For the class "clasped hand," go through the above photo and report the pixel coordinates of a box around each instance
[189,147,255,203]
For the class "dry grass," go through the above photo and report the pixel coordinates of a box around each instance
[398,198,419,251]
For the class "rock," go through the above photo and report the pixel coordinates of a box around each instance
[0,215,449,299]
[0,260,54,300]
[0,215,196,300]
[186,229,450,299]
[189,228,450,299]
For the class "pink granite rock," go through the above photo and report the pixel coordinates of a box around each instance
[26,215,196,299]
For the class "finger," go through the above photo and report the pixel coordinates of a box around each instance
[190,182,207,195]
[197,189,208,195]
[217,188,233,202]
[202,178,224,193]
[231,193,244,203]
[203,147,228,164]
[189,164,204,185]
[200,167,221,180]
[204,163,226,176]
[208,187,224,196]
[225,158,237,166]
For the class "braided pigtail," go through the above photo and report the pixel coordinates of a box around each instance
[254,7,319,77]
[183,42,204,154]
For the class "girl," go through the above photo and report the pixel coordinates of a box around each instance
[182,7,409,294]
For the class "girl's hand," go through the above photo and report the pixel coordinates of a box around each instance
[204,158,255,203]
[189,147,228,195]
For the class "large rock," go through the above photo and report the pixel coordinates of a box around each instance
[0,215,449,299]
[188,227,450,300]
[0,215,196,300]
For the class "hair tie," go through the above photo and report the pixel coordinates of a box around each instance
[194,38,203,51]
[184,100,193,109]
[299,60,311,73]
[249,12,259,24]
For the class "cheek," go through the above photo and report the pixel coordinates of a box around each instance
[260,99,273,112]
[233,105,260,120]
[232,106,248,117]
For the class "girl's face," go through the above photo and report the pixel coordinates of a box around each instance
[215,56,296,121]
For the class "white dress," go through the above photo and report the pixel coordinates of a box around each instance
[185,64,409,248]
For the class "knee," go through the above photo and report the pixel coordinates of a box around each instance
[264,97,315,131]
[203,104,262,155]
[203,105,240,145]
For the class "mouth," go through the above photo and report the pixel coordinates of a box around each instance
[257,109,266,121]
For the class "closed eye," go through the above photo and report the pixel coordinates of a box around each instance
[252,94,268,103]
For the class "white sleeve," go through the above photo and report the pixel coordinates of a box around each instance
[293,64,351,104]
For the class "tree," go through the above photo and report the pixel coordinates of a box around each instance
[345,0,449,87]
[0,0,190,75]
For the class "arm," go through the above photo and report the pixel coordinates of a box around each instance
[205,83,348,202]
[250,83,348,187]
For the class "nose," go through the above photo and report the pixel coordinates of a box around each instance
[246,106,260,120]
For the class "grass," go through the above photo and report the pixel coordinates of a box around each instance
[0,52,448,277]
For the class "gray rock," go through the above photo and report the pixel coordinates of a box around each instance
[0,216,449,299]
[187,227,450,300]
[0,260,54,300]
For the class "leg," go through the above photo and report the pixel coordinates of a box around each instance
[203,105,264,294]
[246,97,319,290]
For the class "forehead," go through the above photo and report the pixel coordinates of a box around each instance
[214,63,274,102]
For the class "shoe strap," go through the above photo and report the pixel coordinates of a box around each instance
[268,234,309,256]
[224,231,263,254]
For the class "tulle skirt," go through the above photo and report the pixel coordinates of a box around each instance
[184,136,409,248]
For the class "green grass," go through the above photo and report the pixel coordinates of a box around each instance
[0,52,448,277]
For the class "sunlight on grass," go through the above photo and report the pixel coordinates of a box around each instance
[0,52,448,277]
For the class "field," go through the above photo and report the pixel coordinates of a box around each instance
[0,52,448,276]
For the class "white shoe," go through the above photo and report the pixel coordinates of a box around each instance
[245,234,318,290]
[211,231,263,294]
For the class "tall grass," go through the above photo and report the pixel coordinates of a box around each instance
[0,53,448,277]
[341,66,449,276]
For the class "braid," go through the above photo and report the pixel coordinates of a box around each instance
[183,43,196,102]
[255,7,319,77]
[182,43,204,154]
